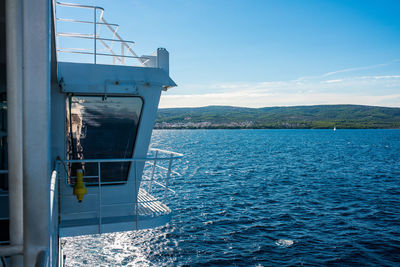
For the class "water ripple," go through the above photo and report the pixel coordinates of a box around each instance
[64,129,400,266]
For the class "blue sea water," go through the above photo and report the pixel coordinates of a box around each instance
[64,129,400,266]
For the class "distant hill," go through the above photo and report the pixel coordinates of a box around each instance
[155,105,400,129]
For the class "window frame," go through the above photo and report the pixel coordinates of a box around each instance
[65,94,145,186]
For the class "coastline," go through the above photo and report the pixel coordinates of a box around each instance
[154,127,400,130]
[155,104,400,130]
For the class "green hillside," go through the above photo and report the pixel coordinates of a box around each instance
[155,105,400,129]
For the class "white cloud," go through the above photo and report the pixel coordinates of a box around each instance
[325,79,343,83]
[320,59,400,77]
[161,78,400,108]
[160,91,400,108]
[161,65,400,108]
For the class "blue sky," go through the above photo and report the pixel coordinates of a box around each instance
[59,0,400,108]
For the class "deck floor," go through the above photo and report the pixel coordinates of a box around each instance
[136,188,171,216]
[60,188,170,229]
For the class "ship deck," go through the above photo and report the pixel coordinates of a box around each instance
[59,189,171,237]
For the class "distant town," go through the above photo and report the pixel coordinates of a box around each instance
[155,120,255,129]
[155,105,400,129]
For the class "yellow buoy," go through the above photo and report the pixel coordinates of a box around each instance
[73,169,87,202]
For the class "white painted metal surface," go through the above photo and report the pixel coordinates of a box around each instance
[22,0,52,265]
[1,0,179,265]
[5,0,24,265]
[58,61,176,94]
[57,61,176,224]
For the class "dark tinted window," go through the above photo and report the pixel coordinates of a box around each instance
[66,96,143,184]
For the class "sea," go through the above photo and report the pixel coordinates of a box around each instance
[63,129,400,266]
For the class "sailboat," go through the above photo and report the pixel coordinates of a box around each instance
[0,1,182,266]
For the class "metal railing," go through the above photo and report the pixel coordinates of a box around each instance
[56,2,149,66]
[35,249,49,267]
[49,168,59,265]
[58,148,182,233]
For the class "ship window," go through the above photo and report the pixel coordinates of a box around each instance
[66,96,143,185]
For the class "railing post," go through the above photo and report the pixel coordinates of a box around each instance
[149,150,158,193]
[164,156,173,200]
[97,162,101,234]
[93,7,97,64]
[134,161,138,230]
[121,42,125,65]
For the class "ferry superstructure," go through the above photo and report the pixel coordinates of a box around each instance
[0,1,181,266]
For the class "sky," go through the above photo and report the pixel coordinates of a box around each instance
[59,0,400,108]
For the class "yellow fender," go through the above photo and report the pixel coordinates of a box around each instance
[73,169,87,202]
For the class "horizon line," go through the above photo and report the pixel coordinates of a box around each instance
[158,103,400,109]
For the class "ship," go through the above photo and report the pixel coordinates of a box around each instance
[0,1,182,266]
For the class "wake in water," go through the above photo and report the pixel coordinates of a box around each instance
[275,239,294,248]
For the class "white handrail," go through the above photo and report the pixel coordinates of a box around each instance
[55,1,146,66]
[150,148,184,157]
[58,148,182,234]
